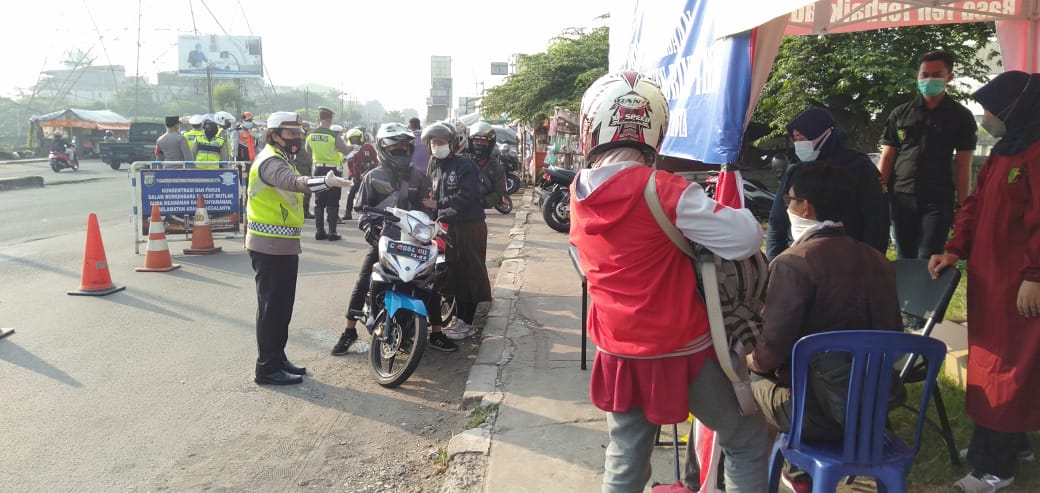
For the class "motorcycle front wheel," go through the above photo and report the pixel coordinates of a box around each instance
[50,159,60,173]
[541,188,570,233]
[368,308,428,388]
[494,195,513,214]
[505,173,520,194]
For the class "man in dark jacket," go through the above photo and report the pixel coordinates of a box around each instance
[468,122,507,210]
[750,161,902,492]
[766,107,889,261]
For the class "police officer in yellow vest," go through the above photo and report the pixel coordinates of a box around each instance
[184,114,205,153]
[193,118,228,169]
[247,111,351,385]
[305,106,354,241]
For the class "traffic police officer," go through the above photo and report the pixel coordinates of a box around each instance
[247,111,351,385]
[305,106,353,241]
[193,119,228,168]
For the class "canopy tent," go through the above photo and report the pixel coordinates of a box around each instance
[30,108,131,131]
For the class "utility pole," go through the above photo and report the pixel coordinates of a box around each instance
[304,86,310,122]
[206,64,214,114]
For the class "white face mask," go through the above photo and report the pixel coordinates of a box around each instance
[793,140,819,163]
[787,209,821,243]
[981,114,1007,138]
[431,144,451,159]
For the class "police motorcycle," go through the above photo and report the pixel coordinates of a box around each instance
[359,205,446,387]
[49,139,79,173]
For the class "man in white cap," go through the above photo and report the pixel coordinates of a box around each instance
[184,114,205,154]
[155,116,192,162]
[246,111,352,386]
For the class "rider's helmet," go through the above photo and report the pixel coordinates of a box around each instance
[579,70,669,162]
[52,130,63,139]
[346,127,364,145]
[444,119,469,154]
[375,122,415,171]
[330,124,344,134]
[214,111,235,128]
[420,121,458,159]
[468,121,497,160]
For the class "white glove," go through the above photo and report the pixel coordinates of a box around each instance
[324,170,351,188]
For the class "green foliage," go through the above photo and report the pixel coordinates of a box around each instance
[754,24,998,152]
[482,26,609,124]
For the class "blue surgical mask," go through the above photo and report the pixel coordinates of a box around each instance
[918,78,947,97]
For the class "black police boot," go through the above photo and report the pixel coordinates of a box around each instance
[327,210,341,241]
[315,213,328,240]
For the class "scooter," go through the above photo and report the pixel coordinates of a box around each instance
[497,143,522,194]
[536,166,576,233]
[49,141,79,173]
[360,205,444,388]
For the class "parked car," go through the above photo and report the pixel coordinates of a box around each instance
[97,122,165,170]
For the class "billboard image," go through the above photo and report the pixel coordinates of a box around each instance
[178,35,263,78]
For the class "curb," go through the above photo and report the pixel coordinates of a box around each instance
[0,176,45,191]
[442,190,532,472]
[0,158,48,166]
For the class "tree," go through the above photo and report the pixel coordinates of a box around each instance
[384,110,406,124]
[481,26,608,124]
[753,23,998,152]
[213,82,246,115]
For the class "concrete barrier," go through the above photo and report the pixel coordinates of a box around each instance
[0,176,45,191]
[0,158,48,166]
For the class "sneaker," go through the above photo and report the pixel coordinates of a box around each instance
[780,470,812,493]
[428,332,459,352]
[330,329,358,356]
[442,320,476,340]
[955,471,1014,492]
[650,482,695,492]
[960,448,1035,463]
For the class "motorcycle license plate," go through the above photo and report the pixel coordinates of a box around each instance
[387,241,430,262]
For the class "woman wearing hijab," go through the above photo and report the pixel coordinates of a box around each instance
[930,71,1040,493]
[765,107,889,261]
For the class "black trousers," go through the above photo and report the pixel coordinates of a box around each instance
[345,177,362,218]
[347,245,443,327]
[889,192,954,260]
[967,423,1031,478]
[250,250,298,375]
[314,166,342,230]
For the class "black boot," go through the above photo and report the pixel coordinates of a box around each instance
[315,211,327,240]
[327,209,341,241]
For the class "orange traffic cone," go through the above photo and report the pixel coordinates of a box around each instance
[136,204,181,272]
[68,213,127,296]
[184,194,222,255]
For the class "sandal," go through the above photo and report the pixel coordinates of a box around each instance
[954,472,1014,493]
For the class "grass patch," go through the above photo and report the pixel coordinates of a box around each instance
[466,403,499,429]
[888,372,1040,491]
[432,446,449,473]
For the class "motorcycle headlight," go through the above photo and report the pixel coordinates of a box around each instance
[407,217,434,244]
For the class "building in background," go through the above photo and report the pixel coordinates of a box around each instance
[427,56,452,123]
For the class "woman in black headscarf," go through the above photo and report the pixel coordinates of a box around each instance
[930,71,1040,493]
[765,107,889,260]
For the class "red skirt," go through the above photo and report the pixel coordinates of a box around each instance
[590,349,714,425]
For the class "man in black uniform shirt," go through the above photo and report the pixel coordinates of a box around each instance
[878,50,977,259]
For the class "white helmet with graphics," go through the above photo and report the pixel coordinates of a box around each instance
[579,70,669,162]
[214,111,235,127]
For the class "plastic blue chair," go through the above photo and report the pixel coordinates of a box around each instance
[766,330,947,493]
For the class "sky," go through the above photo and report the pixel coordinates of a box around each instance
[6,0,610,115]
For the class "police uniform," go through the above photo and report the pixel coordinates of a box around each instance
[306,127,346,239]
[155,116,193,162]
[193,134,228,168]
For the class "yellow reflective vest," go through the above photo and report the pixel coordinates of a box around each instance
[183,129,204,153]
[306,128,342,169]
[246,144,303,239]
[194,135,225,168]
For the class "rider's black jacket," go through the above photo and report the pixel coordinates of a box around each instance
[355,161,433,234]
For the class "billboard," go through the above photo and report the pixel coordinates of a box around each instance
[178,35,263,78]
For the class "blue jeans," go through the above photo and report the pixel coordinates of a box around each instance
[602,358,769,493]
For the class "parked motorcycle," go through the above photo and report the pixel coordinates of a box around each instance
[49,142,79,173]
[360,206,444,387]
[702,171,775,221]
[536,166,576,233]
[494,194,513,214]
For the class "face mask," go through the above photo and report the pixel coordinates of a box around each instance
[793,140,819,163]
[787,209,821,243]
[431,144,451,160]
[242,122,254,130]
[918,77,946,97]
[283,138,303,154]
[981,114,1007,138]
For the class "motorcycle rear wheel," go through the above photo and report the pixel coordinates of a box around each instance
[50,160,60,173]
[541,189,570,233]
[494,195,513,214]
[505,173,520,194]
[369,309,428,388]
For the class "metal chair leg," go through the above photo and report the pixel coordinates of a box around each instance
[932,389,960,467]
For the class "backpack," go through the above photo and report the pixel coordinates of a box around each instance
[643,171,768,415]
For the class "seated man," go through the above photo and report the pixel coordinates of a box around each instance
[748,161,902,492]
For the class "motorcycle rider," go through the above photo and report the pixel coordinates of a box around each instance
[193,118,229,168]
[330,122,458,355]
[246,111,352,385]
[50,130,77,167]
[422,121,491,341]
[306,107,353,241]
[343,127,378,221]
[468,122,507,211]
[214,111,236,157]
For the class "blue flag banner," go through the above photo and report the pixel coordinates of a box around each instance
[611,0,753,165]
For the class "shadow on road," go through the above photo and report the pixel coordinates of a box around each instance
[0,339,83,387]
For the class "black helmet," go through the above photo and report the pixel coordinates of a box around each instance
[420,121,458,159]
[376,122,415,170]
[468,121,497,159]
